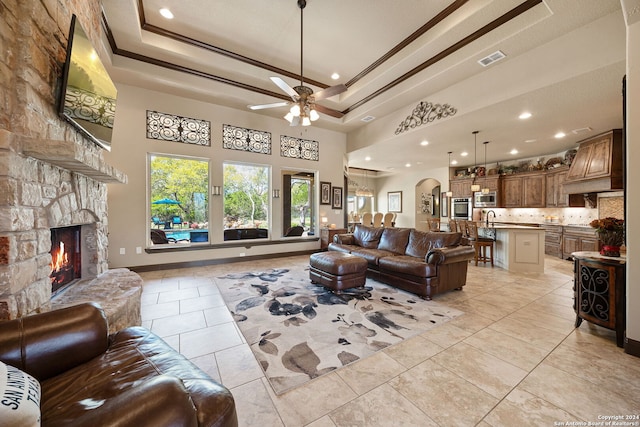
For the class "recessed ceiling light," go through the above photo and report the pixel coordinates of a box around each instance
[519,112,532,120]
[420,140,429,146]
[361,116,375,122]
[365,156,371,161]
[331,73,340,80]
[525,139,536,143]
[510,149,519,155]
[159,8,174,19]
[555,132,566,139]
[405,163,411,168]
[451,160,458,165]
[461,151,468,157]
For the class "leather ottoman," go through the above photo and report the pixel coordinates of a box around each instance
[309,251,368,293]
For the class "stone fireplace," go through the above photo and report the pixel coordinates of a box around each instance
[0,1,141,330]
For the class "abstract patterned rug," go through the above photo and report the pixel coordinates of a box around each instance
[216,266,463,395]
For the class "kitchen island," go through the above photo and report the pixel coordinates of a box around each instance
[481,224,546,273]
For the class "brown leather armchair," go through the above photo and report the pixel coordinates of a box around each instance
[0,302,237,427]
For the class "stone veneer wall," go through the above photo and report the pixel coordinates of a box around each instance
[0,1,126,319]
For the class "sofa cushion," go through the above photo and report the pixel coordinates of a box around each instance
[378,227,411,254]
[0,361,41,427]
[378,255,437,278]
[352,225,384,248]
[405,230,462,259]
[349,247,396,266]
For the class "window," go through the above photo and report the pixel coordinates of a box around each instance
[223,162,270,240]
[149,154,209,245]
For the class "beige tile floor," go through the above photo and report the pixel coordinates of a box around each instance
[139,255,640,427]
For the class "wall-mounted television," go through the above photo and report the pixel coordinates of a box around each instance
[57,14,117,151]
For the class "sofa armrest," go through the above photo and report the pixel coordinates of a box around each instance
[333,233,354,244]
[69,375,200,427]
[0,302,109,381]
[426,246,475,265]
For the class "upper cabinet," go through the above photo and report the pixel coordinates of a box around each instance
[501,172,546,208]
[450,177,474,198]
[564,130,623,194]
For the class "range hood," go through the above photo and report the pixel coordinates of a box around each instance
[563,129,623,195]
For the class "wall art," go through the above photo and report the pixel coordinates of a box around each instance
[146,110,210,145]
[223,124,271,154]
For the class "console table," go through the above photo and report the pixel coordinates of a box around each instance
[320,228,347,250]
[572,251,626,347]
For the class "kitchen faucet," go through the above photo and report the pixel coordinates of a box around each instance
[486,210,496,227]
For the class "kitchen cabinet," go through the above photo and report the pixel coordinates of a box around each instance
[450,178,474,198]
[546,166,587,208]
[501,172,545,208]
[541,224,563,258]
[562,226,599,260]
[320,228,347,250]
[573,252,626,347]
[474,176,500,192]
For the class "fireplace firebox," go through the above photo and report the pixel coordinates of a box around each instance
[50,225,81,294]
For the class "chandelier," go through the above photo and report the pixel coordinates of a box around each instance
[355,170,374,197]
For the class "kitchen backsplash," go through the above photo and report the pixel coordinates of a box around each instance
[473,192,623,225]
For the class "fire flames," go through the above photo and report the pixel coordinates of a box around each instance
[50,241,70,279]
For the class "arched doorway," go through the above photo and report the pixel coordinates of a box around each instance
[415,178,441,231]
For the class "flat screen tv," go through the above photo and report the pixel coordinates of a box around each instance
[57,14,117,151]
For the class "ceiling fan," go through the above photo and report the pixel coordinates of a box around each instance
[248,0,347,126]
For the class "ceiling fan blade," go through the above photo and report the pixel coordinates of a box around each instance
[248,101,290,110]
[314,84,347,101]
[270,77,299,100]
[314,103,344,119]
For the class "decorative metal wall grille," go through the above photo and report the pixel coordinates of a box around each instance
[222,124,271,154]
[280,136,319,161]
[146,110,211,146]
[64,86,116,128]
[395,101,457,135]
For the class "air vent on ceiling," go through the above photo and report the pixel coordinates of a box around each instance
[572,127,592,134]
[361,116,376,122]
[478,50,506,67]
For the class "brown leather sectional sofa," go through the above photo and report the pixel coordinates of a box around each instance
[328,225,475,300]
[0,302,237,427]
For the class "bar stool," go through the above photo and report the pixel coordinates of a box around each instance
[467,222,494,266]
[427,218,441,232]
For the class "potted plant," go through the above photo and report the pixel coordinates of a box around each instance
[589,217,625,257]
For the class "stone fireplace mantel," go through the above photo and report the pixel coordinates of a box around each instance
[19,134,127,184]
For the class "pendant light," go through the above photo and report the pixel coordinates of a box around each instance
[445,152,453,197]
[481,141,490,194]
[470,131,480,192]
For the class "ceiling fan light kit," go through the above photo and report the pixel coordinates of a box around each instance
[249,0,347,126]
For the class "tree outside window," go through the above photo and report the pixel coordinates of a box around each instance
[223,162,269,231]
[149,154,209,242]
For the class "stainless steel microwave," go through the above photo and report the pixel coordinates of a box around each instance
[474,191,497,207]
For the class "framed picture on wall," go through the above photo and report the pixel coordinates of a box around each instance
[421,192,433,215]
[332,186,343,209]
[320,181,331,205]
[388,191,402,213]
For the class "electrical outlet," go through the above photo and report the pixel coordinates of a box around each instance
[119,248,125,255]
[136,247,142,254]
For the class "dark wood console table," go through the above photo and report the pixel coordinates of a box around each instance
[572,251,626,347]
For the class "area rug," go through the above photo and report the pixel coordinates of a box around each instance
[216,266,463,395]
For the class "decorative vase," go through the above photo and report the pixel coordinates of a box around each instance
[600,245,621,257]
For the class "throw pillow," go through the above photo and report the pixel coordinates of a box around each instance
[0,361,41,427]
